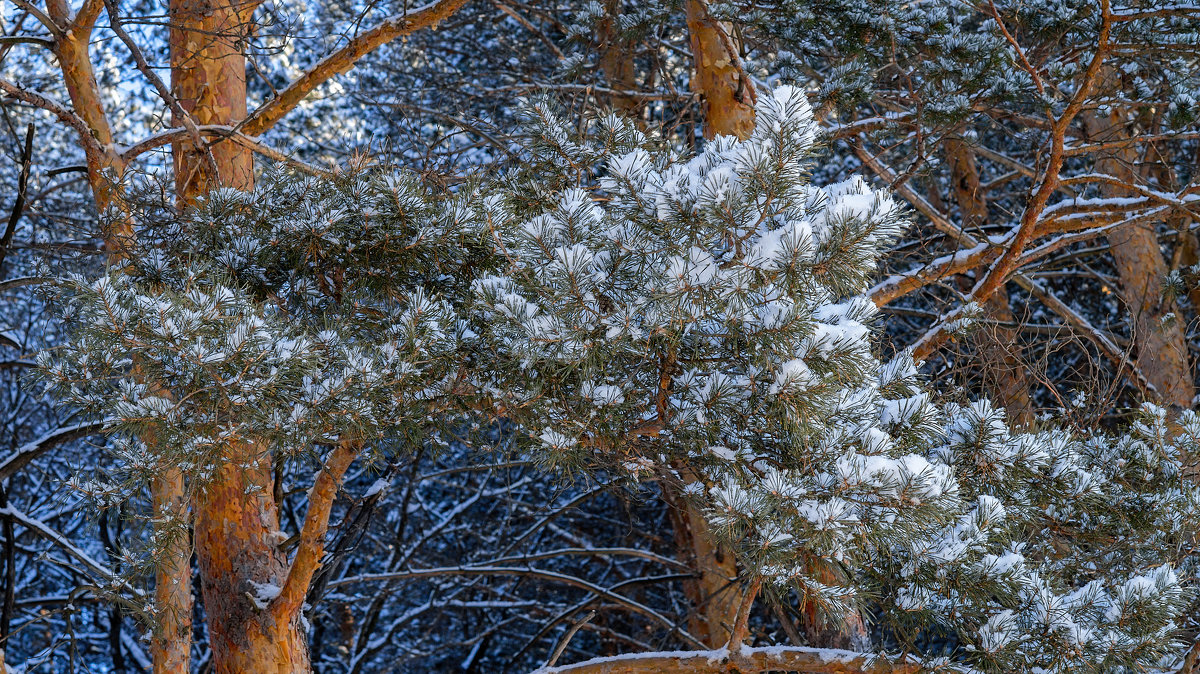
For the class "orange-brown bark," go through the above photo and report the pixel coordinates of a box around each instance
[192,440,358,673]
[193,445,308,673]
[684,0,755,140]
[967,0,1112,303]
[169,0,255,198]
[1081,102,1194,409]
[663,489,740,647]
[798,560,869,652]
[239,0,467,137]
[43,0,128,232]
[150,470,192,674]
[597,0,639,115]
[671,2,759,646]
[273,440,360,620]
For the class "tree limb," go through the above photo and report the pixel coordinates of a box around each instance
[271,438,360,620]
[240,0,468,137]
[530,645,919,674]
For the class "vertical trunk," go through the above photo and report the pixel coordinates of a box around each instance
[944,135,1035,426]
[43,3,195,671]
[150,471,192,673]
[597,0,638,116]
[684,0,755,140]
[661,481,739,647]
[169,1,310,671]
[170,0,254,197]
[800,562,869,651]
[671,2,757,645]
[1080,107,1195,409]
[192,448,310,673]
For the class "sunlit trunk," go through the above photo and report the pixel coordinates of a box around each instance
[169,1,313,670]
[684,0,755,140]
[192,449,310,673]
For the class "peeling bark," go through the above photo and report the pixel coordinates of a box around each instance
[150,470,191,674]
[684,0,755,140]
[192,446,309,673]
[169,0,255,198]
[43,0,128,234]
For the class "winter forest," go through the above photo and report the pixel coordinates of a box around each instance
[0,0,1198,672]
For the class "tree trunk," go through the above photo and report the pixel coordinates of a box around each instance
[170,0,254,197]
[799,562,869,652]
[1080,107,1195,409]
[669,3,759,646]
[44,0,126,218]
[597,0,639,116]
[168,1,313,671]
[192,449,311,672]
[684,0,755,140]
[150,470,192,673]
[944,135,1035,426]
[661,481,739,647]
[41,3,194,671]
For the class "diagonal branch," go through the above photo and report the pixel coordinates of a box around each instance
[0,123,35,276]
[969,0,1113,303]
[240,0,468,137]
[0,422,105,481]
[0,78,107,161]
[270,438,360,620]
[987,0,1044,96]
[121,125,333,177]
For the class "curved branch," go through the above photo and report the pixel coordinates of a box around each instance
[0,78,106,161]
[0,422,105,481]
[121,125,332,177]
[271,438,360,621]
[970,0,1113,302]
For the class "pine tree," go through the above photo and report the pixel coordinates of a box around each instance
[39,84,1200,673]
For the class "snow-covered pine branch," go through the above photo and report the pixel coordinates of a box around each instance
[38,83,1200,673]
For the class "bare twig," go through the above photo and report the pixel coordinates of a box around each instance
[545,609,596,668]
[0,123,34,276]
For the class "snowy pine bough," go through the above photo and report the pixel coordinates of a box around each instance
[40,85,1200,672]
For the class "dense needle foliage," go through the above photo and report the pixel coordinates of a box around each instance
[36,86,1200,672]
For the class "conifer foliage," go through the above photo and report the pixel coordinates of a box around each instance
[38,85,1200,672]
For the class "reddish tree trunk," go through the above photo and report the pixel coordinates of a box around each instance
[1081,105,1194,409]
[168,1,314,670]
[192,449,311,672]
[684,0,755,140]
[597,0,639,115]
[662,484,739,647]
[169,0,254,197]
